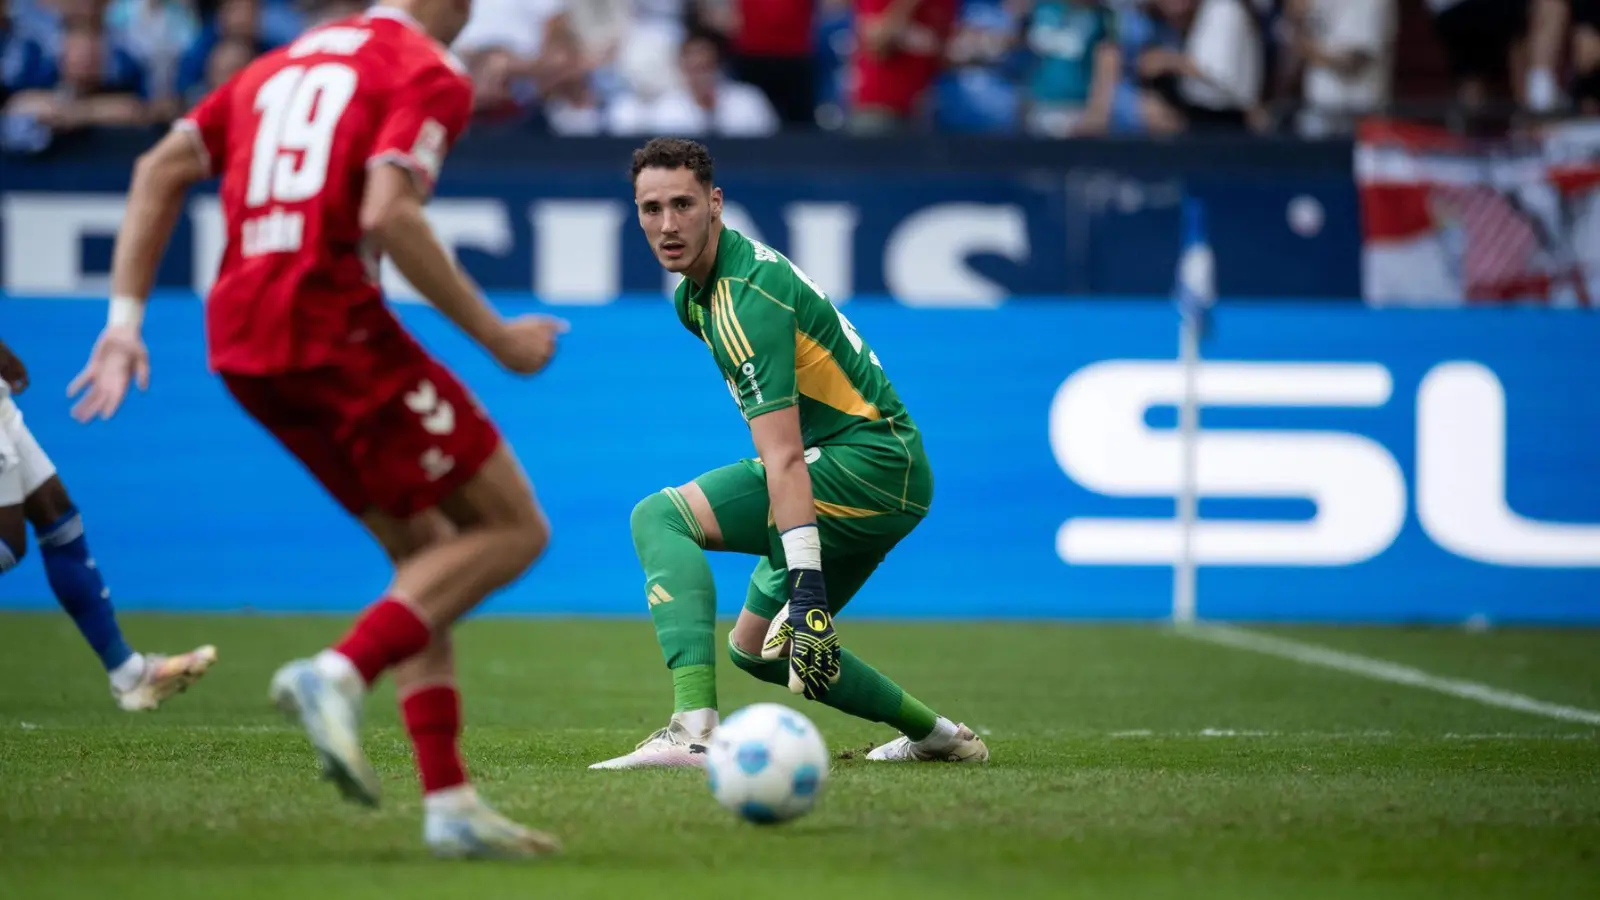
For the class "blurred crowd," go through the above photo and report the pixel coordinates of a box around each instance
[2,0,1597,149]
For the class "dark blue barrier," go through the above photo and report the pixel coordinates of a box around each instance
[1,294,1596,623]
[0,132,1360,301]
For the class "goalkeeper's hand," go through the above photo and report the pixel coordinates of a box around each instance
[784,569,840,700]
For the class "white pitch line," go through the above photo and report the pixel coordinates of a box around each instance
[1178,623,1600,727]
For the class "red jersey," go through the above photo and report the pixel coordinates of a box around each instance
[177,8,473,376]
[733,0,813,58]
[853,0,958,116]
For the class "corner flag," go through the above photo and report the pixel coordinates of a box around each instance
[1172,193,1213,626]
[1174,195,1216,337]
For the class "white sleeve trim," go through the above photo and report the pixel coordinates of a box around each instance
[366,151,435,196]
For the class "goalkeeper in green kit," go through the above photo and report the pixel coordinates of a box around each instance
[591,138,990,771]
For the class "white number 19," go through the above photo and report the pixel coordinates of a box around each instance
[247,63,359,208]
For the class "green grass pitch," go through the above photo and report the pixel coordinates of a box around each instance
[0,613,1596,899]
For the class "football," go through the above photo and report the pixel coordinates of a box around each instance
[705,703,829,825]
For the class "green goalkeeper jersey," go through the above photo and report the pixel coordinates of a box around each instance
[672,227,932,516]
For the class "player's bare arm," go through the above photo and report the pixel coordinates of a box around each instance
[69,129,209,422]
[361,164,567,376]
[750,395,841,700]
[747,403,842,698]
[749,407,816,537]
[114,130,211,313]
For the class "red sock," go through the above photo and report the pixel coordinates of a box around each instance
[402,684,468,794]
[332,597,431,687]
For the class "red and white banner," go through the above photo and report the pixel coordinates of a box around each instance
[1358,118,1600,307]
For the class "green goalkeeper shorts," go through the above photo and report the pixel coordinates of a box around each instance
[691,445,929,621]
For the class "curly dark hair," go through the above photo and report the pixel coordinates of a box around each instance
[629,137,716,188]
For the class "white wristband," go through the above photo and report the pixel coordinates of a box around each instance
[780,524,822,571]
[108,295,145,329]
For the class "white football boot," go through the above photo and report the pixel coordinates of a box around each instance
[588,716,712,770]
[866,717,990,763]
[112,645,218,711]
[269,657,382,806]
[424,787,563,860]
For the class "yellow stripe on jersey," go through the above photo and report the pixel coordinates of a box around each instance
[762,500,882,531]
[712,285,745,365]
[814,499,884,519]
[720,282,756,362]
[795,333,882,421]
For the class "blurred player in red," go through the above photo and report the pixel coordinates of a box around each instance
[67,0,565,860]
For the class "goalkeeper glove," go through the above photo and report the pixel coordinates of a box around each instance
[784,568,840,700]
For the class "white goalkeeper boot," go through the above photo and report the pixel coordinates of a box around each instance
[867,717,990,763]
[589,711,714,770]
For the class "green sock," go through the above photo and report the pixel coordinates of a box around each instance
[632,489,718,712]
[830,650,938,740]
[727,640,938,740]
[672,665,717,713]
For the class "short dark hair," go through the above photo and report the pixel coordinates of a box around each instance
[630,137,715,188]
[680,27,725,59]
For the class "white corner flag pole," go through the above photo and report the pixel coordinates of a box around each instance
[1173,196,1214,627]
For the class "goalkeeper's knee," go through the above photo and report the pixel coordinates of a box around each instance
[729,634,787,687]
[630,488,701,551]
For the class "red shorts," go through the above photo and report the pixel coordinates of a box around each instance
[221,328,501,519]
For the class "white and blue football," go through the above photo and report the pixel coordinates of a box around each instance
[705,703,829,825]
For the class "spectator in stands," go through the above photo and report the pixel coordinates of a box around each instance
[1,0,60,150]
[464,44,538,124]
[557,0,683,105]
[607,27,778,136]
[297,0,362,28]
[1,0,40,112]
[1521,0,1600,114]
[103,0,198,115]
[611,0,691,102]
[1425,0,1528,115]
[1021,0,1122,137]
[706,0,818,127]
[1139,0,1263,132]
[935,0,1025,134]
[1284,0,1397,137]
[1570,0,1600,113]
[536,15,604,135]
[850,0,960,133]
[453,0,565,91]
[1524,0,1567,112]
[561,0,628,82]
[1106,0,1182,133]
[4,19,147,136]
[177,0,305,109]
[202,31,249,89]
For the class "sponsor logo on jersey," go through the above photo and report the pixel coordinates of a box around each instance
[740,361,763,405]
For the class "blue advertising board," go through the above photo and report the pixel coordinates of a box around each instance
[0,137,1361,301]
[1,294,1596,624]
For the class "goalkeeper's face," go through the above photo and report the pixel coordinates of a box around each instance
[635,166,722,275]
